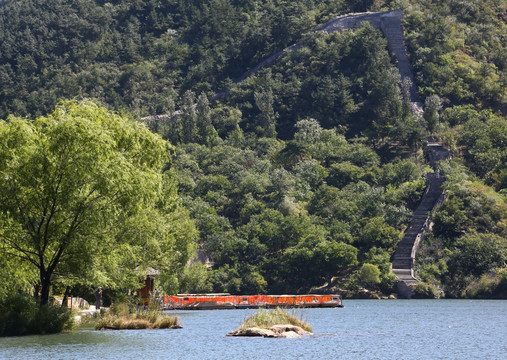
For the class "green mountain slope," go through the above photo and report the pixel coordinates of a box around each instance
[0,0,505,298]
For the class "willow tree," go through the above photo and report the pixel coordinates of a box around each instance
[0,100,197,305]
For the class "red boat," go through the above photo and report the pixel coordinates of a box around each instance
[162,294,343,310]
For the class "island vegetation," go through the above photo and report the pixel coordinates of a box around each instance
[95,302,180,330]
[228,307,312,337]
[0,0,505,334]
[239,308,312,332]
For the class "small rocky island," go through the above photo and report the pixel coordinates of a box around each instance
[227,308,312,338]
[228,324,311,338]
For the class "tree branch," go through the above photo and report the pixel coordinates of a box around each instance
[1,241,41,268]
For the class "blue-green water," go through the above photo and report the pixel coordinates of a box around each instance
[0,300,505,359]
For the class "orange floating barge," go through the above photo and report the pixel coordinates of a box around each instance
[162,294,343,310]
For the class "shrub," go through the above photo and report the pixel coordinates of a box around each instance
[0,294,34,336]
[464,268,507,299]
[152,315,181,329]
[413,282,441,299]
[359,263,381,288]
[110,301,133,317]
[0,294,74,337]
[28,304,74,334]
[121,319,150,329]
[380,272,398,293]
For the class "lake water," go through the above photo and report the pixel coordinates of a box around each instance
[0,300,505,359]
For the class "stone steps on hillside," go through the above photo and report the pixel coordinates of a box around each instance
[395,242,415,249]
[392,268,418,284]
[391,162,449,293]
[392,268,413,277]
[392,257,413,267]
[391,162,450,296]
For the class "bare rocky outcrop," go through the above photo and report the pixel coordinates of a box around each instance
[227,324,312,338]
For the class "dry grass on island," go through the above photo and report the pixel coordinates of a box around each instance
[95,302,181,330]
[228,308,312,338]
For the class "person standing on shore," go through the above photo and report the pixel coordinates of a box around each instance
[95,287,102,310]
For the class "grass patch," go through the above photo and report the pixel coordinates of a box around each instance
[95,313,181,330]
[239,307,312,332]
[152,315,181,329]
[95,302,180,330]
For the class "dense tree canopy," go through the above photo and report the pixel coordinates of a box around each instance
[0,100,197,304]
[0,0,505,298]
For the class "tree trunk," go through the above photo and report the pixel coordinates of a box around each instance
[39,271,52,306]
[61,285,71,308]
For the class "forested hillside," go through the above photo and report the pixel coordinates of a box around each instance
[0,0,505,299]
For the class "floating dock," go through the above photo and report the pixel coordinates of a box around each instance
[162,294,343,310]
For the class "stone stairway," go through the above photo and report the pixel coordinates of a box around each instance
[391,171,445,283]
[380,14,419,104]
[391,140,449,297]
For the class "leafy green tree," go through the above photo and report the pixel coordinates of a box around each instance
[424,94,442,133]
[0,100,196,305]
[181,90,198,143]
[254,88,277,138]
[450,231,506,278]
[314,240,358,285]
[365,247,392,275]
[178,262,213,294]
[433,198,468,240]
[293,118,323,147]
[366,68,405,143]
[0,251,37,300]
[239,208,286,252]
[196,93,217,145]
[445,231,507,296]
[274,246,317,292]
[357,217,400,250]
[327,161,364,188]
[293,159,327,201]
[358,263,381,288]
[457,114,507,185]
[210,105,243,139]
